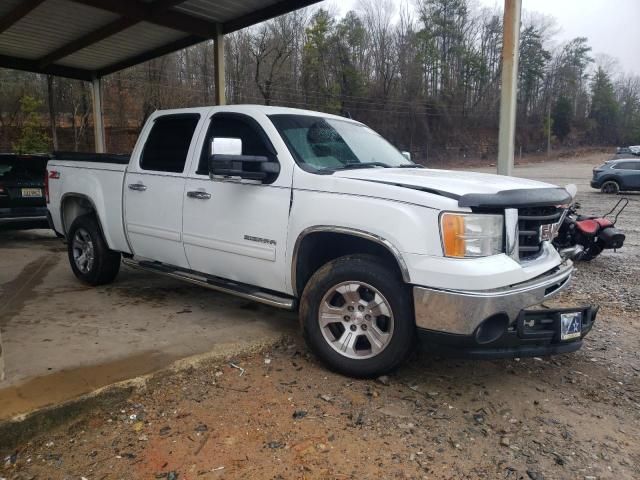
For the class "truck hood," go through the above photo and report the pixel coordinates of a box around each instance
[333,167,555,198]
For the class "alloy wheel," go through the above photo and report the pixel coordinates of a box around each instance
[72,227,95,274]
[318,281,394,359]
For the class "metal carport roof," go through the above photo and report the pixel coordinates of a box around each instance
[0,0,321,152]
[0,0,321,81]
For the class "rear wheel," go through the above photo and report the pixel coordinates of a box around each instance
[67,214,121,285]
[601,180,620,194]
[300,254,415,378]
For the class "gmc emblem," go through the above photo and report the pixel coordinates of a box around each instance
[539,223,555,242]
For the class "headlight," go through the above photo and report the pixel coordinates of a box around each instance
[440,212,504,258]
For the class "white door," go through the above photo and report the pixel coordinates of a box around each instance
[124,113,202,269]
[182,113,292,293]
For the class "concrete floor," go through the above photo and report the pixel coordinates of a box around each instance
[0,229,296,419]
[0,154,633,420]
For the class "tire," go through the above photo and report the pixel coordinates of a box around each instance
[577,243,603,262]
[299,254,415,378]
[67,214,121,286]
[601,180,620,194]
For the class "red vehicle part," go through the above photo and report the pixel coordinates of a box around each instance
[575,219,599,235]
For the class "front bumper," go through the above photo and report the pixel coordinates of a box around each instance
[414,261,574,335]
[417,306,597,359]
[413,261,596,358]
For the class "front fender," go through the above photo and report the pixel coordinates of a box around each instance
[286,189,444,291]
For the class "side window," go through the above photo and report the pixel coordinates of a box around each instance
[140,114,200,173]
[614,162,631,170]
[197,114,276,175]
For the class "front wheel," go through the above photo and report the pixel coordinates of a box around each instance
[67,214,121,286]
[299,254,415,378]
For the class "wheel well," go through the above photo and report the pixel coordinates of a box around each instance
[61,195,97,235]
[293,231,407,296]
[601,177,620,185]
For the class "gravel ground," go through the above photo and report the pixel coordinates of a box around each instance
[1,158,639,480]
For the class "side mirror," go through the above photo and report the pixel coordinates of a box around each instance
[401,151,411,161]
[209,137,280,184]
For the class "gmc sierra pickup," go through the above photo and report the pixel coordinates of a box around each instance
[46,105,596,377]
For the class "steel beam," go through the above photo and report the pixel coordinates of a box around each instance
[69,0,217,38]
[497,0,522,176]
[38,18,138,68]
[0,54,93,81]
[91,76,106,153]
[38,0,188,67]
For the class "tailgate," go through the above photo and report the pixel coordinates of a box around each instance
[1,181,46,208]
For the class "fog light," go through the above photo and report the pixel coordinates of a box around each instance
[475,314,508,344]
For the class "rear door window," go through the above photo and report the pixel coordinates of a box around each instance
[140,114,200,173]
[613,162,634,170]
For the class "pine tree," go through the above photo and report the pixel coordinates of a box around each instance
[13,95,50,154]
[590,67,619,144]
[552,96,572,142]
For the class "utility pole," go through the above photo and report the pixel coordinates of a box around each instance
[497,0,522,176]
[0,329,4,382]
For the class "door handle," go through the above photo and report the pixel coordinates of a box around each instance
[128,183,147,191]
[187,190,211,200]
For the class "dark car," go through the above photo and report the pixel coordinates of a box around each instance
[0,154,49,229]
[591,158,640,194]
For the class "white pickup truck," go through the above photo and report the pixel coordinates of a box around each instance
[46,105,596,377]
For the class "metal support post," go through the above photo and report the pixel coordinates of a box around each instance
[214,24,225,106]
[497,0,522,176]
[91,75,106,153]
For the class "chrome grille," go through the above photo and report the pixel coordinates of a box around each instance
[517,206,564,260]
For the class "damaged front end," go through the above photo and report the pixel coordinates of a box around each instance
[414,185,598,359]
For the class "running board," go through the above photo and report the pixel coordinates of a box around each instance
[122,259,295,310]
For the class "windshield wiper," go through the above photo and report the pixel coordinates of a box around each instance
[332,162,390,171]
[398,164,424,168]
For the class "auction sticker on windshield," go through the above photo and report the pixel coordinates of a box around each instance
[560,312,582,340]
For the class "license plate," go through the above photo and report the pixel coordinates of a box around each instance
[560,312,582,340]
[21,188,42,198]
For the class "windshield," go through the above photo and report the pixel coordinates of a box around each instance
[269,114,413,172]
[0,157,47,181]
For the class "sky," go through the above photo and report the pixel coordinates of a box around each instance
[328,0,640,76]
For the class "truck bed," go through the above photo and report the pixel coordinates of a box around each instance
[47,156,130,253]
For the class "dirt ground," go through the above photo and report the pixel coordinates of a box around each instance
[1,153,639,479]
